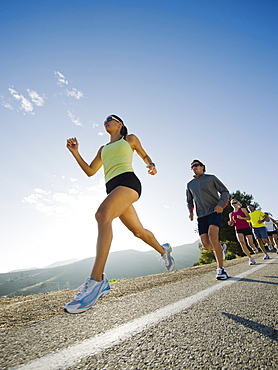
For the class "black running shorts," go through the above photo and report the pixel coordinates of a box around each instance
[236,227,253,236]
[197,212,222,235]
[105,172,142,198]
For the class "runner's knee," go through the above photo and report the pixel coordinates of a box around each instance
[132,228,144,239]
[95,208,112,224]
[202,241,213,250]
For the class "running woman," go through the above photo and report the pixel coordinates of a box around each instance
[228,199,257,265]
[186,159,229,280]
[64,114,174,314]
[264,212,278,253]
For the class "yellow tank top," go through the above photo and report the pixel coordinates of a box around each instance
[101,137,134,183]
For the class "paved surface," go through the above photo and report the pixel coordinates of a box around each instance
[1,255,277,369]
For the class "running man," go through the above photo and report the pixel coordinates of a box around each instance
[247,205,269,260]
[186,159,230,280]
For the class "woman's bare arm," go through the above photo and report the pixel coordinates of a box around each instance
[66,137,103,177]
[126,134,157,175]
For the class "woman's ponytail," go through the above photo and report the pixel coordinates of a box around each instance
[111,114,128,140]
[120,125,128,139]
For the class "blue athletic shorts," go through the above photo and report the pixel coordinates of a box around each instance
[253,227,268,240]
[197,212,222,235]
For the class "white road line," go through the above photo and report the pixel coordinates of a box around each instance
[14,258,277,370]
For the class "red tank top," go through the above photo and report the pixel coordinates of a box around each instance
[232,208,250,230]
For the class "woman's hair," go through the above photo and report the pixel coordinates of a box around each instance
[191,159,206,172]
[110,114,128,139]
[231,199,242,207]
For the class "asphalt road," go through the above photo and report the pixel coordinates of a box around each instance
[2,256,277,370]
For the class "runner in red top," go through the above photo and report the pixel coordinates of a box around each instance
[228,199,258,265]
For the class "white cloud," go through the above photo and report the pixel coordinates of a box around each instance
[69,187,79,194]
[1,99,13,110]
[65,88,84,100]
[67,109,83,127]
[27,89,46,107]
[8,88,34,114]
[86,179,105,196]
[53,192,77,204]
[22,180,106,217]
[22,190,55,215]
[54,70,69,86]
[34,188,51,195]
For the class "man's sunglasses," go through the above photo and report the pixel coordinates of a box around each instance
[232,202,238,205]
[191,163,201,169]
[106,116,121,123]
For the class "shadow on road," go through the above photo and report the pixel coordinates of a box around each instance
[222,312,277,342]
[228,276,278,286]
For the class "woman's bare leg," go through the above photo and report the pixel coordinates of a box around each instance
[246,234,257,252]
[273,234,278,249]
[90,186,139,281]
[119,205,165,254]
[236,233,251,257]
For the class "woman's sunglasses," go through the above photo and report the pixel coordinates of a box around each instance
[106,116,121,123]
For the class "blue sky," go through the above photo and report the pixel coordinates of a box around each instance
[1,0,277,273]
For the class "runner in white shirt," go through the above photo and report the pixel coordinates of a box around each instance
[264,212,278,254]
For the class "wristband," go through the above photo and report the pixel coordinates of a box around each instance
[149,162,155,167]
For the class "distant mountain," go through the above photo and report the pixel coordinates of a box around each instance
[0,241,200,298]
[9,267,39,273]
[44,259,80,269]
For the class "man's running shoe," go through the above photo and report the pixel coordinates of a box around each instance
[161,243,175,272]
[64,274,110,314]
[268,244,274,251]
[221,243,227,260]
[263,254,270,260]
[249,257,256,265]
[216,267,228,280]
[252,248,259,254]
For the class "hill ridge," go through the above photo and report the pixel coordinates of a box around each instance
[0,241,201,297]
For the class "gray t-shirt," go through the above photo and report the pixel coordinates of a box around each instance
[186,173,229,218]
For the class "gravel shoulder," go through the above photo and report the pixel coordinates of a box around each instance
[0,256,259,331]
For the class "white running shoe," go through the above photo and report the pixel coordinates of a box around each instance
[64,274,110,314]
[161,243,175,272]
[216,267,228,280]
[252,248,259,254]
[249,257,256,265]
[263,254,270,260]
